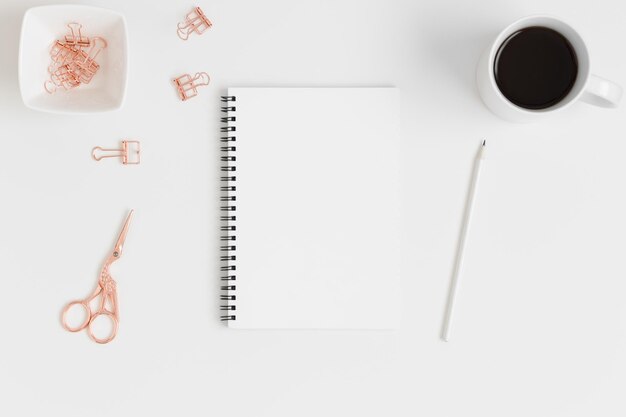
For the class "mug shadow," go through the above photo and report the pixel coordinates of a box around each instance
[423,27,496,103]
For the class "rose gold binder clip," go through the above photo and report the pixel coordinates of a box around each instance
[49,40,78,65]
[92,141,141,165]
[64,22,90,49]
[173,72,211,101]
[45,64,80,93]
[177,6,212,40]
[73,37,107,84]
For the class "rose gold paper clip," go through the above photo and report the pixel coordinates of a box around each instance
[74,37,107,84]
[49,40,78,66]
[61,210,134,344]
[45,64,80,94]
[92,140,141,165]
[177,6,212,40]
[173,72,210,101]
[64,22,90,49]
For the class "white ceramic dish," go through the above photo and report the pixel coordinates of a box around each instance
[19,5,128,114]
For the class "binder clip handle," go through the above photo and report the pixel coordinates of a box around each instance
[194,72,211,87]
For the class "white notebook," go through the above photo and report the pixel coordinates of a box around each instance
[220,88,401,329]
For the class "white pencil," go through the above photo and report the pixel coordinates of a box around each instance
[442,140,486,342]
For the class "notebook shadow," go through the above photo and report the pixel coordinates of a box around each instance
[421,25,496,103]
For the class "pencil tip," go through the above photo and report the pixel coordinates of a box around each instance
[482,139,486,146]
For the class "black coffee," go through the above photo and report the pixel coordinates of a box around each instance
[494,26,578,110]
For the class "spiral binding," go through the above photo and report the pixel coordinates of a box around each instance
[220,95,237,321]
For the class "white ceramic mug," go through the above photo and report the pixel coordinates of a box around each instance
[477,15,622,122]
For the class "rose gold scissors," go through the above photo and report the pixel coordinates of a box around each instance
[61,210,134,344]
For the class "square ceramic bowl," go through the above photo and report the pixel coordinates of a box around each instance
[19,5,128,114]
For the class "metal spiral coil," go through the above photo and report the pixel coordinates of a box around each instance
[220,95,237,321]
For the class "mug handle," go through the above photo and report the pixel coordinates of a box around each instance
[581,74,623,108]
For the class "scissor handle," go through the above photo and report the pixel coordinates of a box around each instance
[87,311,118,344]
[61,300,91,332]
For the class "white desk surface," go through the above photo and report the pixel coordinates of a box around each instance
[1,0,625,416]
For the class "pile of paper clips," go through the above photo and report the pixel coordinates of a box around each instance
[44,22,107,94]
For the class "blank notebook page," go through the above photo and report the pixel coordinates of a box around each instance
[224,87,400,329]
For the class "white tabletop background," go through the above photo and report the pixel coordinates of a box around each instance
[1,0,625,415]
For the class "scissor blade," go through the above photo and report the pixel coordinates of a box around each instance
[113,209,134,257]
